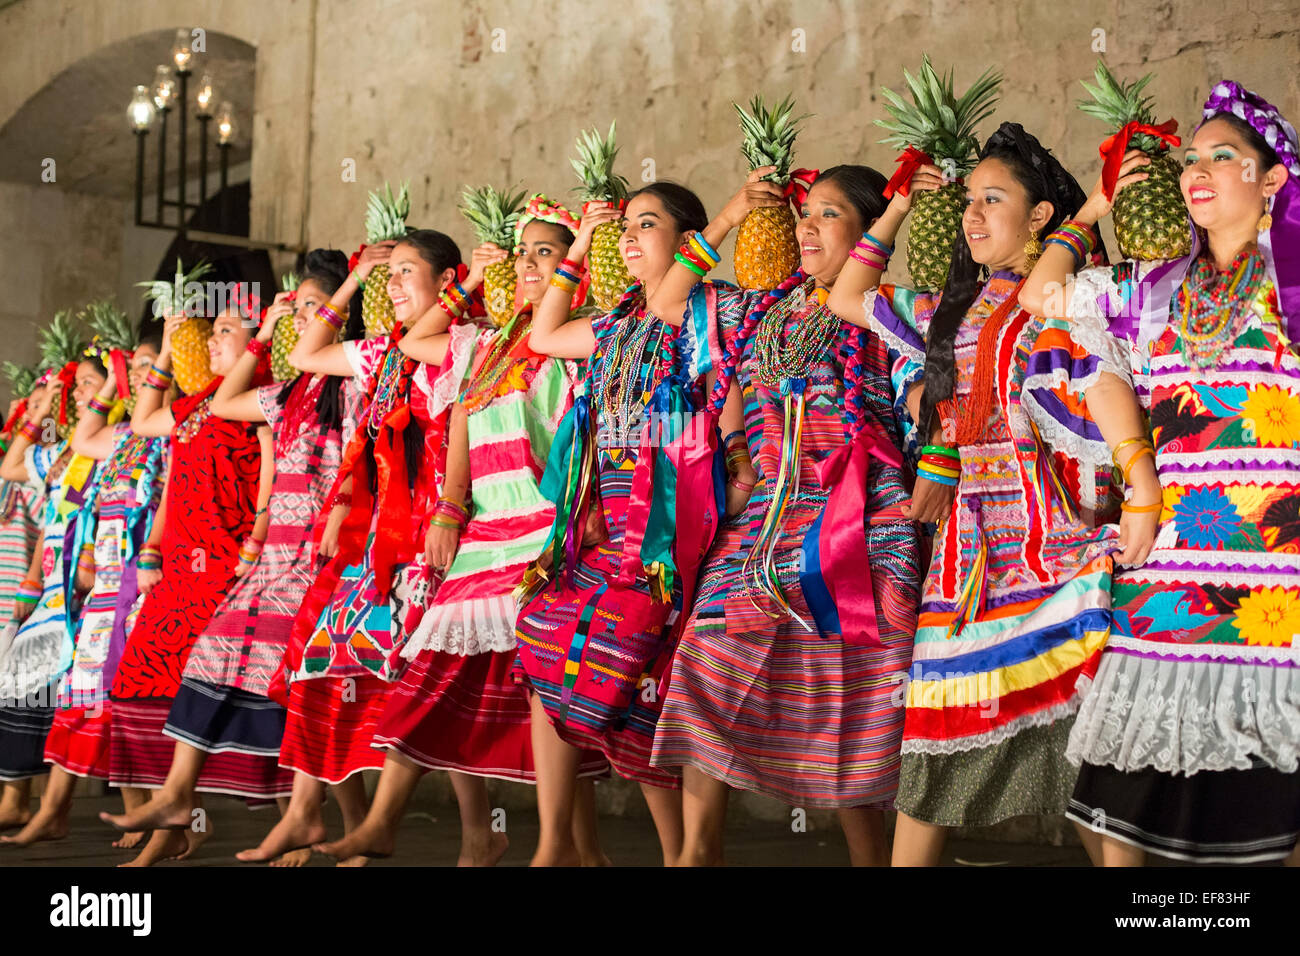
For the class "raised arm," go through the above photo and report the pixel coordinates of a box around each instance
[644,168,785,327]
[826,164,946,327]
[213,295,286,423]
[132,313,186,438]
[72,369,124,460]
[0,382,59,483]
[290,241,394,377]
[528,205,624,359]
[1019,149,1149,318]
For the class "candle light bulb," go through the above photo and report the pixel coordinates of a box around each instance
[216,101,236,145]
[195,73,215,117]
[171,28,193,72]
[152,64,175,110]
[127,85,156,132]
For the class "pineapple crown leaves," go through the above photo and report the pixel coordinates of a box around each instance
[364,181,411,243]
[876,55,1002,174]
[570,122,630,205]
[78,298,135,354]
[2,361,38,400]
[136,258,215,318]
[36,308,88,372]
[280,271,300,293]
[460,184,530,248]
[734,94,809,185]
[1077,60,1171,155]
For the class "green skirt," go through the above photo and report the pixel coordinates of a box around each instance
[895,717,1078,828]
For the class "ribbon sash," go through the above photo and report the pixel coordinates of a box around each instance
[1099,119,1180,199]
[884,146,935,199]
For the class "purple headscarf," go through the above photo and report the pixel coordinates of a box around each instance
[1200,80,1300,342]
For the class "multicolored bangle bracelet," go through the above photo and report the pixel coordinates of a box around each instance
[689,233,721,267]
[316,303,344,332]
[19,421,42,442]
[87,395,114,417]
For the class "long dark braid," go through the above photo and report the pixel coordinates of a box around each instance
[918,122,1100,437]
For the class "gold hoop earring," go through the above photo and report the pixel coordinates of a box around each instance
[1024,231,1043,271]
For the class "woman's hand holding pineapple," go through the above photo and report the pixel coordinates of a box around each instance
[353,239,396,283]
[716,166,785,233]
[258,293,294,344]
[464,243,511,292]
[569,203,624,263]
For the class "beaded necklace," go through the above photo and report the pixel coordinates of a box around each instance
[594,303,675,445]
[174,394,213,444]
[366,339,408,439]
[751,280,841,389]
[459,307,534,413]
[1176,248,1265,368]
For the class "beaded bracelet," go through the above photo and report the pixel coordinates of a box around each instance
[329,489,352,510]
[19,420,42,443]
[246,338,270,359]
[316,303,345,332]
[689,233,721,268]
[87,395,114,417]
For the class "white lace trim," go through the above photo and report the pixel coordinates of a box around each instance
[1019,365,1110,516]
[1066,650,1300,775]
[902,695,1083,756]
[429,324,479,417]
[400,594,520,658]
[864,287,926,370]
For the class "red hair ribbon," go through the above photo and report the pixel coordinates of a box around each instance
[348,244,368,274]
[54,361,77,426]
[783,168,820,208]
[1100,119,1180,199]
[2,399,27,437]
[109,349,132,399]
[884,146,936,199]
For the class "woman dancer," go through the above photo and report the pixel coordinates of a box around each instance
[105,302,271,866]
[4,334,166,846]
[1023,82,1300,866]
[647,165,920,866]
[241,230,461,865]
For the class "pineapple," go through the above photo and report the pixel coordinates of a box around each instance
[2,363,38,405]
[460,185,528,328]
[138,258,215,395]
[1078,60,1190,261]
[271,271,301,381]
[361,182,411,334]
[570,122,633,310]
[877,57,1002,291]
[733,94,808,291]
[37,309,88,438]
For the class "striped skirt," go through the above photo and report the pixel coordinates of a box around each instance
[278,676,390,784]
[109,697,292,799]
[44,702,113,778]
[651,513,917,809]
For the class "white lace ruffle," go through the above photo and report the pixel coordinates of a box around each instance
[429,324,481,418]
[400,594,520,659]
[902,695,1083,756]
[1066,650,1300,775]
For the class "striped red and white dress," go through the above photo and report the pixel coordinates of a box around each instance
[651,279,920,808]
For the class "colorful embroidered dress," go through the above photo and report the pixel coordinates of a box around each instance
[109,384,270,795]
[44,423,166,778]
[865,271,1118,826]
[515,290,725,786]
[651,277,920,808]
[0,447,62,779]
[275,336,440,783]
[1063,252,1300,862]
[374,316,608,782]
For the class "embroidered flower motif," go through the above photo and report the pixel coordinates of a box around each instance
[1233,586,1300,647]
[1173,486,1241,548]
[1241,383,1300,447]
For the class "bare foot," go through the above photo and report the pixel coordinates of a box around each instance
[458,831,508,867]
[120,829,187,867]
[236,811,327,863]
[336,855,369,868]
[580,849,613,866]
[170,825,212,861]
[530,844,582,867]
[271,847,312,868]
[0,809,69,846]
[0,807,32,832]
[112,830,146,850]
[314,821,395,860]
[100,790,195,832]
